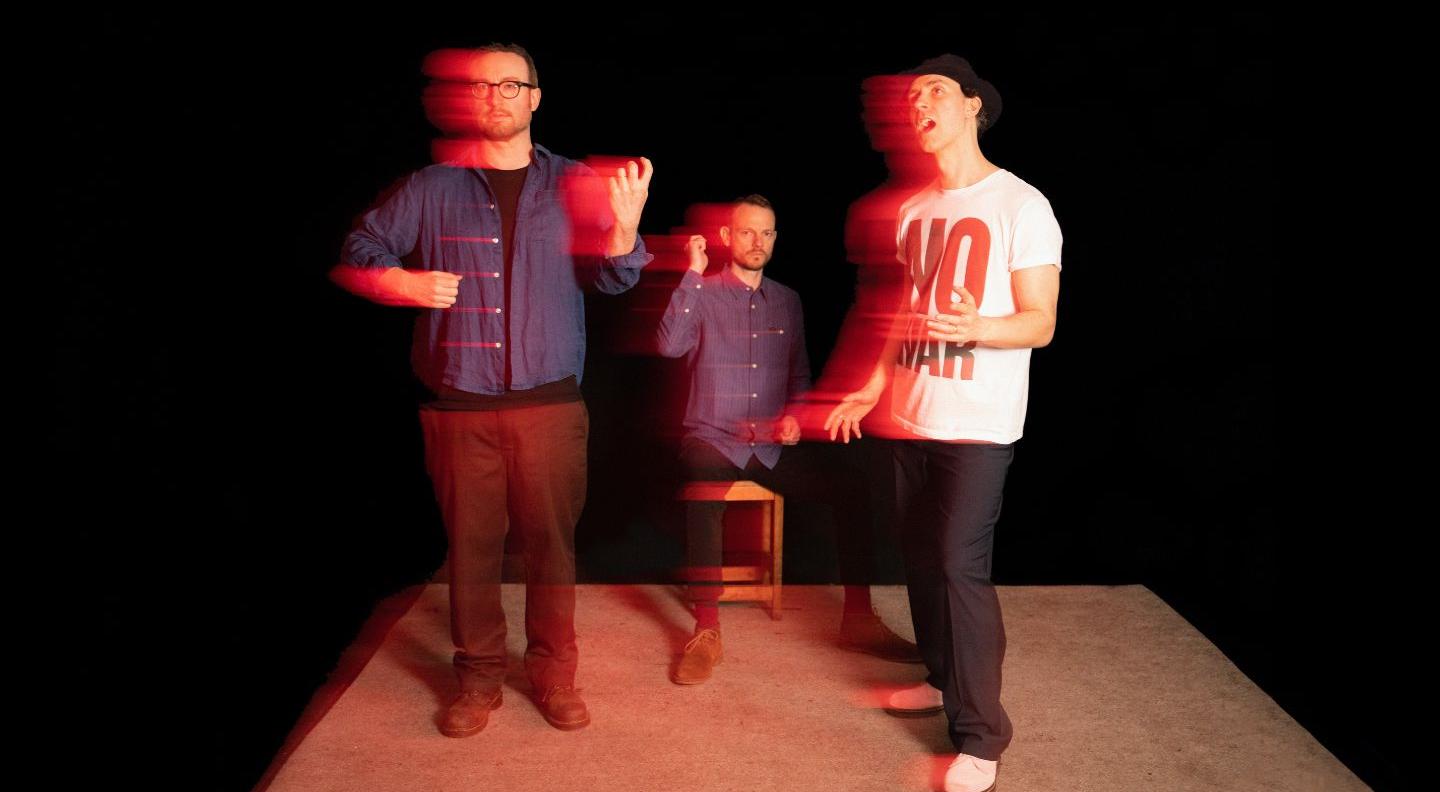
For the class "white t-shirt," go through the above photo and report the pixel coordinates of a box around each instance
[890,169,1063,443]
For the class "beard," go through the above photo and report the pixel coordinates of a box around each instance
[475,111,530,141]
[733,250,771,271]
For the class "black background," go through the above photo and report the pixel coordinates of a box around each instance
[51,11,1409,792]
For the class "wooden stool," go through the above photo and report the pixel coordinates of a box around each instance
[677,480,784,620]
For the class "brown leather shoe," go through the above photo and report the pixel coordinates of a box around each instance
[535,684,590,731]
[838,611,923,663]
[439,688,502,737]
[671,628,723,685]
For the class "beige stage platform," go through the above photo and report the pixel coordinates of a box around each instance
[259,585,1364,791]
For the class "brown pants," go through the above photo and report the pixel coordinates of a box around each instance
[419,400,588,693]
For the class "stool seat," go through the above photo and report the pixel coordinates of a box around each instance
[678,480,784,620]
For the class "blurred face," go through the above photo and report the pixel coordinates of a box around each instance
[424,50,540,141]
[721,203,778,272]
[861,74,921,153]
[907,74,979,154]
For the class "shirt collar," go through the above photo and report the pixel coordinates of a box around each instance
[720,264,767,296]
[443,141,552,178]
[435,139,552,173]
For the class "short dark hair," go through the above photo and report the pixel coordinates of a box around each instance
[961,86,994,136]
[733,194,773,212]
[475,42,538,86]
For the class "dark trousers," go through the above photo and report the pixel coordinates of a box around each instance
[680,438,872,607]
[419,401,588,694]
[893,440,1015,760]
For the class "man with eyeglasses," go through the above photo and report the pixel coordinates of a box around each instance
[657,195,919,685]
[331,43,654,737]
[825,55,1062,792]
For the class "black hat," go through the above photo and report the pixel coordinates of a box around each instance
[901,54,1002,131]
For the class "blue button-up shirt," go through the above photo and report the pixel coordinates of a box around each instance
[342,144,653,394]
[657,267,811,469]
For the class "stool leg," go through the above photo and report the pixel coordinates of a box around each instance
[770,494,784,620]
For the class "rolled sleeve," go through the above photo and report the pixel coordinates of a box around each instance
[342,173,422,269]
[594,235,654,294]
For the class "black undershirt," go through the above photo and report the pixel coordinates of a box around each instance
[485,164,528,388]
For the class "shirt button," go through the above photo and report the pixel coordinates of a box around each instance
[751,363,757,368]
[778,329,784,334]
[752,333,757,338]
[751,304,757,309]
[749,442,755,447]
[750,422,757,428]
[496,308,503,313]
[695,284,702,289]
[492,237,500,244]
[751,393,758,398]
[683,308,690,313]
[488,203,496,209]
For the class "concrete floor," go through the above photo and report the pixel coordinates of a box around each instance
[261,584,1365,791]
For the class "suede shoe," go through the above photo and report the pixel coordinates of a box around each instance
[883,681,945,717]
[839,610,923,663]
[671,628,723,685]
[943,753,997,792]
[535,684,590,730]
[439,687,502,737]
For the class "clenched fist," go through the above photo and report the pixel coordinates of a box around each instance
[685,234,708,274]
[386,268,462,309]
[775,415,800,445]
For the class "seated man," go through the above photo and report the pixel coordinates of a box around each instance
[657,194,919,684]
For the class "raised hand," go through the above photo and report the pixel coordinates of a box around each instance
[684,234,708,274]
[606,157,653,255]
[925,286,985,344]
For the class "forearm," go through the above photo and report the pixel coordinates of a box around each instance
[656,269,702,357]
[329,264,443,308]
[606,224,639,259]
[967,263,1060,349]
[859,310,907,396]
[973,307,1056,349]
[330,264,409,306]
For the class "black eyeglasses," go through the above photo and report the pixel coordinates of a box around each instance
[466,80,537,99]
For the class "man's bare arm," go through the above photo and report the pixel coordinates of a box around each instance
[924,264,1059,349]
[823,307,907,443]
[329,265,461,309]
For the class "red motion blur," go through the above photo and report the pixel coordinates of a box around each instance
[810,75,936,439]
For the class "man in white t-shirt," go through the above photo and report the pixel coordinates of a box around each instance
[825,54,1062,792]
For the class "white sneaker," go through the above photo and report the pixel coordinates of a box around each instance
[882,681,944,717]
[943,753,997,792]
